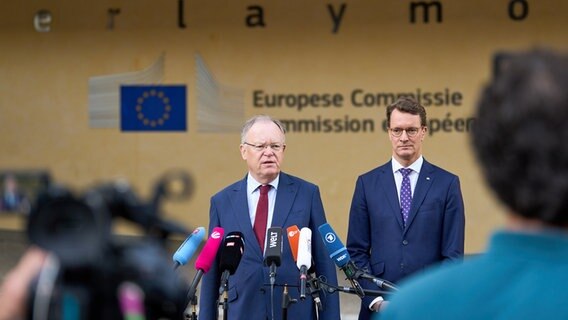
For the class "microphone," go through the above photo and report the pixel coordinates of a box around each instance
[263,227,283,286]
[318,223,398,293]
[173,227,206,269]
[264,227,282,320]
[186,227,224,301]
[357,273,399,292]
[218,232,245,295]
[318,223,365,297]
[296,227,312,300]
[286,225,300,262]
[328,285,390,297]
[118,282,146,320]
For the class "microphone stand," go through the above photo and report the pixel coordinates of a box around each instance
[306,275,323,312]
[184,295,198,320]
[185,272,201,320]
[268,263,277,320]
[281,284,297,320]
[309,275,395,298]
[340,262,366,298]
[221,287,228,320]
[324,284,392,297]
[185,283,200,320]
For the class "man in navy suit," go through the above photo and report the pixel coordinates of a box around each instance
[346,97,465,320]
[199,115,340,320]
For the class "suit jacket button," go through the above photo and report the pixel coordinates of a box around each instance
[402,240,409,245]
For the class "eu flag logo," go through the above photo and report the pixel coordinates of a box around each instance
[120,85,187,131]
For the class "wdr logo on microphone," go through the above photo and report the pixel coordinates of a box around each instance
[336,253,348,262]
[325,233,336,243]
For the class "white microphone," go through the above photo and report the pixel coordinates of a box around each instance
[296,227,312,300]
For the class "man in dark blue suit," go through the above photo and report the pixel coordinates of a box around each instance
[199,115,340,320]
[346,97,465,320]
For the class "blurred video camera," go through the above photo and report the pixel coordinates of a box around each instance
[25,170,194,319]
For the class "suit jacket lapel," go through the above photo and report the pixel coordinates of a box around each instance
[380,162,405,230]
[229,175,264,258]
[404,160,434,233]
[271,172,297,228]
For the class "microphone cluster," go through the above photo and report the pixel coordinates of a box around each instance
[186,227,225,302]
[172,226,246,319]
[172,222,397,320]
[285,225,328,313]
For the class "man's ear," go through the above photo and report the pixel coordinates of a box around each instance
[240,144,247,160]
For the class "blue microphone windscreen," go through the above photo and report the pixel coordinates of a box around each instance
[318,223,350,268]
[173,227,206,265]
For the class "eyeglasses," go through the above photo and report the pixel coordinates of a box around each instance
[243,142,285,152]
[389,127,423,137]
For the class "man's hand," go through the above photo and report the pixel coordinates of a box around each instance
[371,299,389,312]
[0,247,47,320]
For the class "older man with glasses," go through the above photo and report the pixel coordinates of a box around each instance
[199,115,340,320]
[346,97,465,320]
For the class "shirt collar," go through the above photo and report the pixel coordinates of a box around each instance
[392,156,423,174]
[247,173,280,194]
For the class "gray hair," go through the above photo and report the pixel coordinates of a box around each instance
[240,115,286,143]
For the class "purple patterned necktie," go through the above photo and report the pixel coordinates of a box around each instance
[399,168,413,226]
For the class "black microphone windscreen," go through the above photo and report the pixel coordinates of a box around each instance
[219,231,245,274]
[264,227,283,267]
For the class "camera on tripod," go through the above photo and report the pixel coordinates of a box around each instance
[25,170,194,319]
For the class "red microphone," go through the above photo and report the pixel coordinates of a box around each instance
[186,227,224,300]
[286,225,300,262]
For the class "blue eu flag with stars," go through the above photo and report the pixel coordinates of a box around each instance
[121,85,187,131]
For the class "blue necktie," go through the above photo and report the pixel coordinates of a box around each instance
[399,168,413,226]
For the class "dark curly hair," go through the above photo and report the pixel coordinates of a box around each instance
[472,49,568,226]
